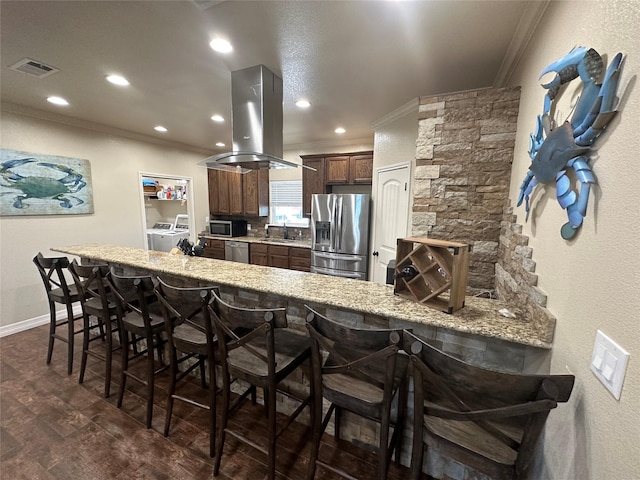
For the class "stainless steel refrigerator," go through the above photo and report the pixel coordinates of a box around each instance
[311,194,371,280]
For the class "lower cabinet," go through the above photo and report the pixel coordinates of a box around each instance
[203,239,225,260]
[268,245,290,269]
[289,247,311,272]
[250,243,269,266]
[249,243,311,271]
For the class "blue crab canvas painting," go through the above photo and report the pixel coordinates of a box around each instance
[0,149,94,216]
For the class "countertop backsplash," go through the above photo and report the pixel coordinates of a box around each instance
[208,215,311,241]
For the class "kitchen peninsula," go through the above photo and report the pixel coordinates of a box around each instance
[54,244,554,373]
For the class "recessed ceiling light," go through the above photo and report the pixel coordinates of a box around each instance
[295,100,311,108]
[154,126,168,132]
[210,38,233,53]
[106,74,129,86]
[216,142,226,147]
[211,115,225,122]
[47,96,69,106]
[335,127,346,134]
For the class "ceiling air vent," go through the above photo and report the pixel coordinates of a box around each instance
[9,58,59,78]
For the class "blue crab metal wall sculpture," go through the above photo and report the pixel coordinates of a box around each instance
[517,47,624,240]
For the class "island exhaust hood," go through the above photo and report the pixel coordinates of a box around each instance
[200,64,304,173]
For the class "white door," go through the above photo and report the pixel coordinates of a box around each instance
[371,163,410,284]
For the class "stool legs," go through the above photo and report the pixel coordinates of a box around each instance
[46,300,56,365]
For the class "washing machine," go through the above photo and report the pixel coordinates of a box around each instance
[150,230,189,252]
[146,221,173,251]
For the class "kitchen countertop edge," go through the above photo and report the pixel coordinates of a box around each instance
[53,243,552,350]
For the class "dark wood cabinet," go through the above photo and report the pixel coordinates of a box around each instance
[202,238,225,260]
[208,169,233,215]
[350,154,374,184]
[208,168,269,217]
[250,243,269,266]
[326,153,373,184]
[229,171,243,215]
[289,247,311,272]
[243,169,269,217]
[326,156,351,184]
[302,156,326,217]
[249,242,311,271]
[301,151,373,216]
[268,244,290,269]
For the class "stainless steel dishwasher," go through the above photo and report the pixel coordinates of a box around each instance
[224,241,249,263]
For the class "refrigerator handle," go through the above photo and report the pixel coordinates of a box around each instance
[330,197,336,250]
[336,196,343,250]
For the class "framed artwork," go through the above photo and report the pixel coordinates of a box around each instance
[1,149,94,216]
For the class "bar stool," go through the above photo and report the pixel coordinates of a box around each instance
[210,291,311,480]
[305,306,408,480]
[69,260,121,398]
[108,270,167,428]
[154,277,220,458]
[403,330,575,480]
[33,252,84,375]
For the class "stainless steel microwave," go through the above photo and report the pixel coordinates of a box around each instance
[209,219,247,238]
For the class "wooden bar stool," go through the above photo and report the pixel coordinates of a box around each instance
[210,291,311,480]
[108,270,167,429]
[403,330,575,480]
[154,277,220,458]
[305,306,409,480]
[69,260,121,398]
[33,252,84,375]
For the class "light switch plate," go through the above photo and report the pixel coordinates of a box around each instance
[590,330,630,400]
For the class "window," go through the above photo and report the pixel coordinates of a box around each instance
[269,180,309,227]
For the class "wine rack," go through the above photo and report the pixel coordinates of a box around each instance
[393,237,470,313]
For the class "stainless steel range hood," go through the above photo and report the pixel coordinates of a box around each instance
[200,65,301,173]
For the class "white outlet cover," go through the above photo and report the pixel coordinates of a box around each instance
[590,330,630,400]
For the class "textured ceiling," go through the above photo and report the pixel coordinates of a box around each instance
[0,0,543,153]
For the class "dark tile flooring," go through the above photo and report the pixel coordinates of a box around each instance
[1,325,420,480]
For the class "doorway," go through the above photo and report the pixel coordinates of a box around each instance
[138,172,196,250]
[371,163,411,284]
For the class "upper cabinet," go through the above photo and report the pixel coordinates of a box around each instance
[325,156,350,184]
[326,152,373,185]
[208,169,269,217]
[301,151,373,216]
[302,156,327,217]
[243,169,269,217]
[349,153,374,184]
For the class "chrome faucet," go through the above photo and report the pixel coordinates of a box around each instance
[283,223,289,239]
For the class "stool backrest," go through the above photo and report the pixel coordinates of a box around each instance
[69,260,111,312]
[108,270,157,332]
[154,277,219,349]
[33,252,73,297]
[403,329,575,478]
[305,305,404,404]
[209,290,287,378]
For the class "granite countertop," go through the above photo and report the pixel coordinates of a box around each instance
[199,234,312,249]
[53,243,552,349]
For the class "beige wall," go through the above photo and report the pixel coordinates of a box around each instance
[0,111,210,329]
[0,110,373,330]
[507,1,639,478]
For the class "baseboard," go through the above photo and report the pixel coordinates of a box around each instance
[0,305,82,338]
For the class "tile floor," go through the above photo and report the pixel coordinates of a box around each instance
[1,324,422,479]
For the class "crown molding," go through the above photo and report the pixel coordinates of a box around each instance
[494,0,551,87]
[370,98,419,130]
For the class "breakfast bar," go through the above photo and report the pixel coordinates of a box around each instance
[53,244,554,373]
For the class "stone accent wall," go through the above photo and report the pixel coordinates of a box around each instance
[413,87,520,293]
[496,204,556,343]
